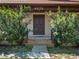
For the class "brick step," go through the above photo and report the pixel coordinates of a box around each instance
[23,39,54,47]
[25,43,54,47]
[23,39,52,43]
[28,39,52,42]
[26,43,54,47]
[25,39,54,43]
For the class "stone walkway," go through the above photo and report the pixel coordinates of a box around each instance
[27,46,51,59]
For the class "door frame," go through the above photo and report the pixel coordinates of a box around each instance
[33,14,45,35]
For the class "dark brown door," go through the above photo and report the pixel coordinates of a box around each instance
[33,15,45,35]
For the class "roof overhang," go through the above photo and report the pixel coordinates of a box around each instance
[0,0,79,5]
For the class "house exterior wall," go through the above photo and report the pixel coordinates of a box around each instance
[23,12,52,37]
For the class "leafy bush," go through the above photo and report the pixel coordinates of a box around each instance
[0,5,31,45]
[48,6,79,47]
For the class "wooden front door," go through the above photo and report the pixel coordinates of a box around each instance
[33,15,45,35]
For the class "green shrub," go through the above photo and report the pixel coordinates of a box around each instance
[0,5,31,45]
[48,6,79,47]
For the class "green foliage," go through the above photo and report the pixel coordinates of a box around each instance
[47,47,76,54]
[0,45,32,52]
[48,6,79,46]
[0,5,31,44]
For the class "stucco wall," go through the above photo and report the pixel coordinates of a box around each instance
[23,12,52,36]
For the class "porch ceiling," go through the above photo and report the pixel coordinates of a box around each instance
[0,0,79,5]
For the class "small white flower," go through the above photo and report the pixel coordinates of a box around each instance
[2,31,5,34]
[53,32,58,35]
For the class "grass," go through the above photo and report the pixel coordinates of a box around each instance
[47,47,78,59]
[0,45,33,52]
[0,45,33,59]
[47,47,77,54]
[0,57,14,59]
[0,58,11,59]
[0,57,29,59]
